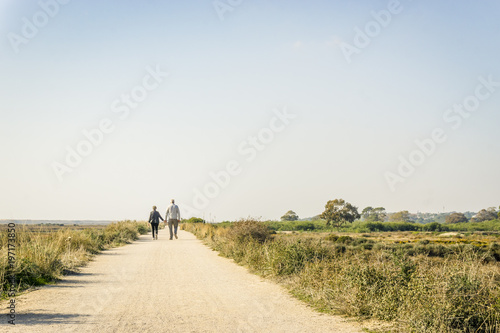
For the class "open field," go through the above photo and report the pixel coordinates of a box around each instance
[4,219,499,331]
[259,219,500,233]
[183,220,500,332]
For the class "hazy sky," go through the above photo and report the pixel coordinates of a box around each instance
[1,0,499,221]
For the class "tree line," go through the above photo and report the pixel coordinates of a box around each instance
[280,201,500,228]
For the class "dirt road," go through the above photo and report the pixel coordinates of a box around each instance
[2,230,362,332]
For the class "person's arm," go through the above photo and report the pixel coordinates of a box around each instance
[176,206,180,221]
[166,207,170,222]
[148,211,153,223]
[154,211,161,222]
[159,212,164,222]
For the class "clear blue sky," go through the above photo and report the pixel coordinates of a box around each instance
[1,0,499,221]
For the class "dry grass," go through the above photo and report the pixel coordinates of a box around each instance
[1,220,149,297]
[182,221,500,332]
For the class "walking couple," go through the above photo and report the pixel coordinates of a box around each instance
[148,199,181,240]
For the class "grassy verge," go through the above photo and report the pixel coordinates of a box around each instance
[182,220,500,332]
[1,220,149,298]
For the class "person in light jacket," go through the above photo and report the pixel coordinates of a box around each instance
[165,199,181,240]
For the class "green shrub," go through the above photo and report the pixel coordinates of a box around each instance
[227,219,274,244]
[270,238,332,276]
[348,221,423,232]
[184,217,205,223]
[137,223,148,234]
[264,220,328,232]
[325,234,338,242]
[336,235,353,244]
[422,222,447,232]
[295,222,316,231]
[445,273,494,330]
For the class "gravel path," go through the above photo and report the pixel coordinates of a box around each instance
[2,230,362,332]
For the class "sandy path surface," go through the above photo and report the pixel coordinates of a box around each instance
[2,230,362,332]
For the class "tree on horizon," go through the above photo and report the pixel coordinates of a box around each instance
[362,206,386,222]
[320,199,360,229]
[445,212,468,224]
[281,210,299,221]
[389,210,411,223]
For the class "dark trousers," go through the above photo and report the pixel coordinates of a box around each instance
[151,223,159,238]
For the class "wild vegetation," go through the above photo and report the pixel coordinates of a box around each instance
[261,219,500,233]
[182,219,500,332]
[1,220,150,298]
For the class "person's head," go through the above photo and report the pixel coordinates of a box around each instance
[171,199,175,204]
[152,206,157,211]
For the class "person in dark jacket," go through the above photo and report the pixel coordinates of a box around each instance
[148,206,164,240]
